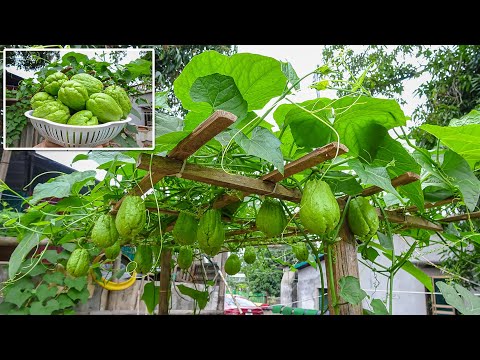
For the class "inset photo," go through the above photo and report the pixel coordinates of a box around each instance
[3,48,154,149]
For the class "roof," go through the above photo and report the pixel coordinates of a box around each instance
[6,71,24,87]
[294,254,325,270]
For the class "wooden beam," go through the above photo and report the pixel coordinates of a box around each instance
[440,211,480,223]
[262,142,349,182]
[112,111,236,212]
[137,155,302,203]
[213,142,349,209]
[168,110,237,160]
[395,197,459,214]
[377,209,443,231]
[325,219,363,315]
[158,249,172,315]
[216,253,227,313]
[339,172,420,202]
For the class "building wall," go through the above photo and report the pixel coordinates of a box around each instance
[283,235,446,315]
[129,92,152,126]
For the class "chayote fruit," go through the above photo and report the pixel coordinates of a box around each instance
[32,101,71,124]
[30,92,55,110]
[256,198,288,238]
[197,209,225,256]
[299,179,340,235]
[134,245,153,274]
[91,214,119,248]
[224,254,241,275]
[43,71,68,96]
[66,248,90,277]
[67,110,99,126]
[58,80,89,111]
[104,85,132,118]
[86,93,123,123]
[291,242,309,262]
[177,246,193,270]
[347,197,379,241]
[172,212,198,245]
[70,73,104,96]
[243,246,256,264]
[115,195,146,238]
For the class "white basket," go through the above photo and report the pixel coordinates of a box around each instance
[25,110,132,148]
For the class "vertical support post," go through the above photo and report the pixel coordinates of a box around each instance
[158,249,172,315]
[325,221,363,315]
[216,252,227,312]
[0,150,12,201]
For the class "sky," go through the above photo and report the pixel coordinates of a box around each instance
[10,45,428,177]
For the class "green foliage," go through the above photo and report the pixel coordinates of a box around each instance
[339,276,367,305]
[436,281,480,315]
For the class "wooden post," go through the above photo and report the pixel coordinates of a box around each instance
[216,252,227,313]
[0,150,12,201]
[325,221,363,315]
[158,249,172,315]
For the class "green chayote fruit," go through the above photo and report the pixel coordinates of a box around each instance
[104,85,132,118]
[67,110,99,126]
[58,80,89,111]
[256,198,288,238]
[91,214,119,248]
[243,246,256,264]
[177,246,193,270]
[32,101,71,124]
[30,92,55,110]
[70,73,103,96]
[86,93,123,123]
[299,179,340,235]
[66,248,90,277]
[115,195,146,238]
[347,197,379,241]
[197,209,225,256]
[172,212,198,245]
[291,242,309,262]
[224,254,241,275]
[43,71,68,96]
[134,245,153,274]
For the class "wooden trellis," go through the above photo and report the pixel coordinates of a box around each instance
[111,110,473,315]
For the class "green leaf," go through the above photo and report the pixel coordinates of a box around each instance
[421,124,480,168]
[30,299,60,315]
[62,52,89,66]
[155,91,171,110]
[141,281,159,314]
[370,299,389,315]
[339,276,367,305]
[377,232,394,251]
[363,247,379,262]
[275,98,334,148]
[349,159,401,198]
[177,284,209,310]
[67,287,89,303]
[372,134,424,211]
[441,150,480,212]
[281,62,300,90]
[111,133,138,148]
[174,51,286,113]
[71,154,89,163]
[125,59,152,78]
[310,80,329,90]
[42,250,60,264]
[8,231,40,279]
[333,96,406,161]
[43,271,65,285]
[31,171,97,205]
[155,111,184,138]
[8,308,30,315]
[0,302,15,314]
[436,281,480,315]
[64,275,87,291]
[190,73,248,120]
[382,252,433,292]
[449,109,480,127]
[57,294,75,310]
[36,284,58,302]
[324,171,363,196]
[4,281,34,307]
[234,127,285,174]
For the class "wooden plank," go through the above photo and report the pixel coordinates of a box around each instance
[137,154,302,203]
[377,209,443,231]
[262,142,349,182]
[216,253,227,313]
[339,172,420,202]
[0,150,12,201]
[112,111,236,212]
[440,211,480,223]
[158,249,172,315]
[325,220,363,315]
[168,110,237,160]
[395,197,459,214]
[213,142,349,209]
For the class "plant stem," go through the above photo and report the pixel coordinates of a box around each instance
[326,242,339,315]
